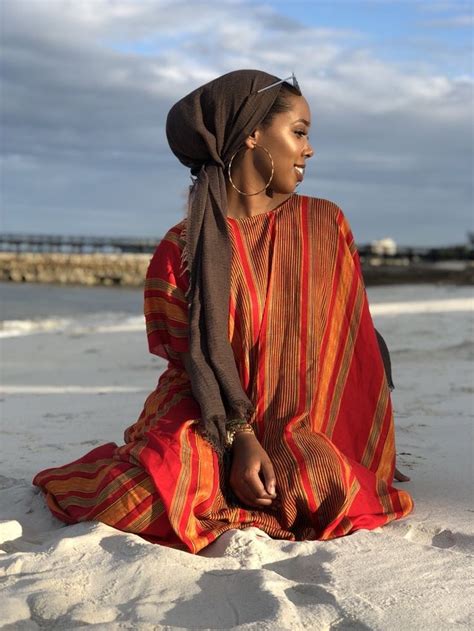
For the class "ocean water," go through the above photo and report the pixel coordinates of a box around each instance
[0,282,144,337]
[0,282,143,320]
[0,281,472,339]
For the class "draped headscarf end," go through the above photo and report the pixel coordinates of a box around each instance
[166,69,284,455]
[178,180,198,301]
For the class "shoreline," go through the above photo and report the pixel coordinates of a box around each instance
[0,251,473,287]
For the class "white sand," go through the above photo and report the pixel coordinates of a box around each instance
[0,284,472,630]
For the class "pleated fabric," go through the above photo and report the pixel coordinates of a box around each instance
[33,194,413,553]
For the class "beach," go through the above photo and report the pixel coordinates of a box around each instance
[0,282,472,630]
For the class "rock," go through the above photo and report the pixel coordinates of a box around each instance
[0,520,22,545]
[0,253,150,287]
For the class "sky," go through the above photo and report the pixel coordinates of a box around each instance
[1,0,472,246]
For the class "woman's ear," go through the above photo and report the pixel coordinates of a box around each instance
[244,130,258,149]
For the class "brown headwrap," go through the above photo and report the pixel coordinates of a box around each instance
[166,69,289,456]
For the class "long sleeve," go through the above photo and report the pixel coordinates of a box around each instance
[144,222,189,364]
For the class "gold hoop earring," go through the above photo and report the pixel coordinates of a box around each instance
[227,144,274,196]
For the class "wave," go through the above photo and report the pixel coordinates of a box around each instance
[0,385,150,394]
[370,298,472,316]
[0,297,472,339]
[0,317,73,338]
[0,313,144,339]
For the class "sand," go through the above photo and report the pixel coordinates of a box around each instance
[0,284,472,630]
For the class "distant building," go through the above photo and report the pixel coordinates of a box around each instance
[370,238,397,256]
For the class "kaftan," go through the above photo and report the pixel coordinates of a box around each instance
[33,194,413,553]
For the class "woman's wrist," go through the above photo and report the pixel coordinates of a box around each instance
[232,429,258,449]
[225,421,255,449]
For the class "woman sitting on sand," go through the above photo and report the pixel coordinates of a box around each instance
[34,70,413,553]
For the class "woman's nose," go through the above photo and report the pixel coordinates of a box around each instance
[304,142,314,159]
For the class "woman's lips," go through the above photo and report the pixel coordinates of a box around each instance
[294,166,305,181]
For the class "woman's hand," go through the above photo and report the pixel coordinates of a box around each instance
[229,432,277,508]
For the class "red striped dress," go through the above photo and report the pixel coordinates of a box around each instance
[33,194,413,553]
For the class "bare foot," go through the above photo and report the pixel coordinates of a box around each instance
[394,467,410,482]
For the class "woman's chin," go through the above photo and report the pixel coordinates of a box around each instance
[269,182,298,196]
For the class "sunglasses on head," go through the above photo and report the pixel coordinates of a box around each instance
[256,72,300,94]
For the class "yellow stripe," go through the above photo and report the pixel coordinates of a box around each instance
[361,382,389,469]
[145,277,187,302]
[145,297,188,323]
[95,475,156,525]
[60,467,144,510]
[325,285,364,437]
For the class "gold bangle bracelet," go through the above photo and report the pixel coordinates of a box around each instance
[225,423,255,448]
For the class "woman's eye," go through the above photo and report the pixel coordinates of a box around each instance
[295,130,307,138]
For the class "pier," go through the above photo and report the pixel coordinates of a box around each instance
[0,233,472,287]
[0,233,472,261]
[0,234,161,254]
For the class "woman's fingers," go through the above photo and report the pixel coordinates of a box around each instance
[230,466,274,507]
[261,459,277,497]
[228,438,277,507]
[233,484,272,507]
[243,468,273,502]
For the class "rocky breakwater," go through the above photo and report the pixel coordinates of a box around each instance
[0,252,152,286]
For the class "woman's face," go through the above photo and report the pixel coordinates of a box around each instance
[253,94,314,194]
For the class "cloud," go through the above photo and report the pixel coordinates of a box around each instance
[1,0,472,245]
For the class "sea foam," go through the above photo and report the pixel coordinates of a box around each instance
[0,298,472,339]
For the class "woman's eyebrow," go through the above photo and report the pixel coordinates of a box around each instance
[293,118,311,126]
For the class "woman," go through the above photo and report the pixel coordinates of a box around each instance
[34,70,413,554]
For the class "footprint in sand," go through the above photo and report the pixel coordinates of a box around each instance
[396,523,474,554]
